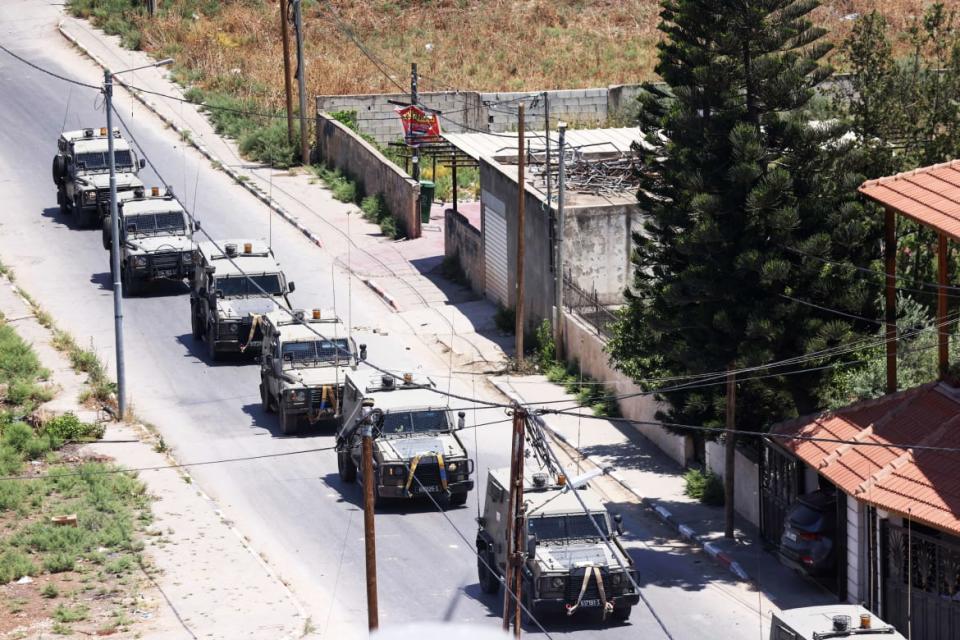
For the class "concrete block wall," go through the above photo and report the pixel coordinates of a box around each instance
[316,84,645,144]
[444,208,484,296]
[315,111,421,239]
[705,440,761,528]
[564,203,641,306]
[561,310,692,467]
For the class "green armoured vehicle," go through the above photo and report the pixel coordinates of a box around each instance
[476,468,639,621]
[52,127,145,228]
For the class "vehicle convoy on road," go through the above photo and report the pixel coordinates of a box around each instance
[103,187,197,296]
[336,369,475,507]
[52,127,145,228]
[769,605,904,640]
[258,307,363,435]
[476,468,639,622]
[190,239,294,361]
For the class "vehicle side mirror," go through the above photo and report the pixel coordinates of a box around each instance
[359,343,367,361]
[526,534,537,559]
[215,290,223,299]
[76,160,86,169]
[193,220,201,231]
[613,513,624,536]
[139,158,146,169]
[287,281,296,293]
[457,411,466,430]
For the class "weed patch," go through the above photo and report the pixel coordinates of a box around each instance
[683,468,725,506]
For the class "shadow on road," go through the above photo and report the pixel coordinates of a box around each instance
[90,271,190,296]
[174,333,254,367]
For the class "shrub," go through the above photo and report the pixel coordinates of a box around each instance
[44,552,76,574]
[0,479,26,511]
[42,583,59,599]
[683,468,725,506]
[2,422,34,453]
[43,413,104,443]
[0,550,35,584]
[535,319,556,367]
[54,603,89,623]
[238,121,300,169]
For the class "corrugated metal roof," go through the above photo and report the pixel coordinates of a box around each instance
[771,382,960,536]
[443,128,643,207]
[858,160,960,239]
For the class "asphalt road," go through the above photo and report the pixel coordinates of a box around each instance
[0,3,784,638]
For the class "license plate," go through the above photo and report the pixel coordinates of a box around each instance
[579,599,601,608]
[416,485,439,493]
[157,269,176,278]
[785,530,797,542]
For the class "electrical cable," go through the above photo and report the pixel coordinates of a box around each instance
[0,444,338,482]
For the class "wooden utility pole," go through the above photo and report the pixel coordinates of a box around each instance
[938,232,950,378]
[723,369,736,539]
[361,410,379,631]
[515,103,526,365]
[884,207,898,393]
[502,406,527,637]
[279,0,295,144]
[292,0,310,164]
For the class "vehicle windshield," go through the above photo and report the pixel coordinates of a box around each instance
[380,410,450,435]
[125,211,187,237]
[281,339,351,366]
[75,150,134,171]
[213,274,283,297]
[528,513,609,542]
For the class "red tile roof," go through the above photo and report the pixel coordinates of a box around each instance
[771,383,960,535]
[859,160,960,239]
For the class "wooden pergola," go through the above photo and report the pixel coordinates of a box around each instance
[859,160,960,393]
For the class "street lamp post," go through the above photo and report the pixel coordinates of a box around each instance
[103,58,173,419]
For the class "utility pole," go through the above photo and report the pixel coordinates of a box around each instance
[361,403,379,631]
[292,0,309,164]
[104,70,127,421]
[410,63,420,183]
[515,102,526,366]
[502,406,527,637]
[279,0,295,144]
[724,368,736,539]
[553,122,566,358]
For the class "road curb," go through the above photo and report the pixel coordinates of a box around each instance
[57,21,322,252]
[362,277,401,311]
[488,376,755,585]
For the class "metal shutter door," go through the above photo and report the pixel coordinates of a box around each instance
[483,193,508,307]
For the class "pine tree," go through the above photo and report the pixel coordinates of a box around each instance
[609,0,883,442]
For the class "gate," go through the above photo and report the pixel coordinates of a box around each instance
[882,521,960,640]
[482,191,508,307]
[759,442,803,546]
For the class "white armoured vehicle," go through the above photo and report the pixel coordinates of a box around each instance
[336,369,474,507]
[52,127,145,228]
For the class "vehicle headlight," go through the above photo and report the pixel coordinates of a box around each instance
[182,251,195,264]
[220,321,239,334]
[538,576,565,595]
[552,577,565,588]
[132,255,148,268]
[611,573,623,586]
[286,389,306,403]
[84,190,97,203]
[447,462,458,472]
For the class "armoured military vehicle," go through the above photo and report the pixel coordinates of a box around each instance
[189,239,294,361]
[476,468,639,621]
[259,308,364,435]
[336,368,474,507]
[104,187,197,296]
[770,605,904,640]
[52,127,145,228]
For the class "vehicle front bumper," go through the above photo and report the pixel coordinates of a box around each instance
[212,338,262,354]
[531,592,640,614]
[130,254,193,282]
[377,479,474,499]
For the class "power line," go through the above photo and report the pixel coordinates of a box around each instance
[0,42,100,90]
[0,444,337,482]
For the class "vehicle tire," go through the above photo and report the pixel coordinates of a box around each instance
[52,156,66,186]
[121,267,139,297]
[611,605,632,622]
[447,492,468,508]
[337,449,357,483]
[57,188,69,216]
[260,379,274,414]
[477,549,500,595]
[279,403,298,436]
[205,324,219,362]
[190,303,203,340]
[101,222,111,251]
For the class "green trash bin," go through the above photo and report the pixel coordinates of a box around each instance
[419,180,435,224]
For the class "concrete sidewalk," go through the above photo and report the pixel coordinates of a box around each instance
[490,375,835,607]
[57,16,508,368]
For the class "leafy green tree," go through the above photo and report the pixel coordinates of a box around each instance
[609,0,883,443]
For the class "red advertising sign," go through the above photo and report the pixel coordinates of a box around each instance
[396,105,441,146]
